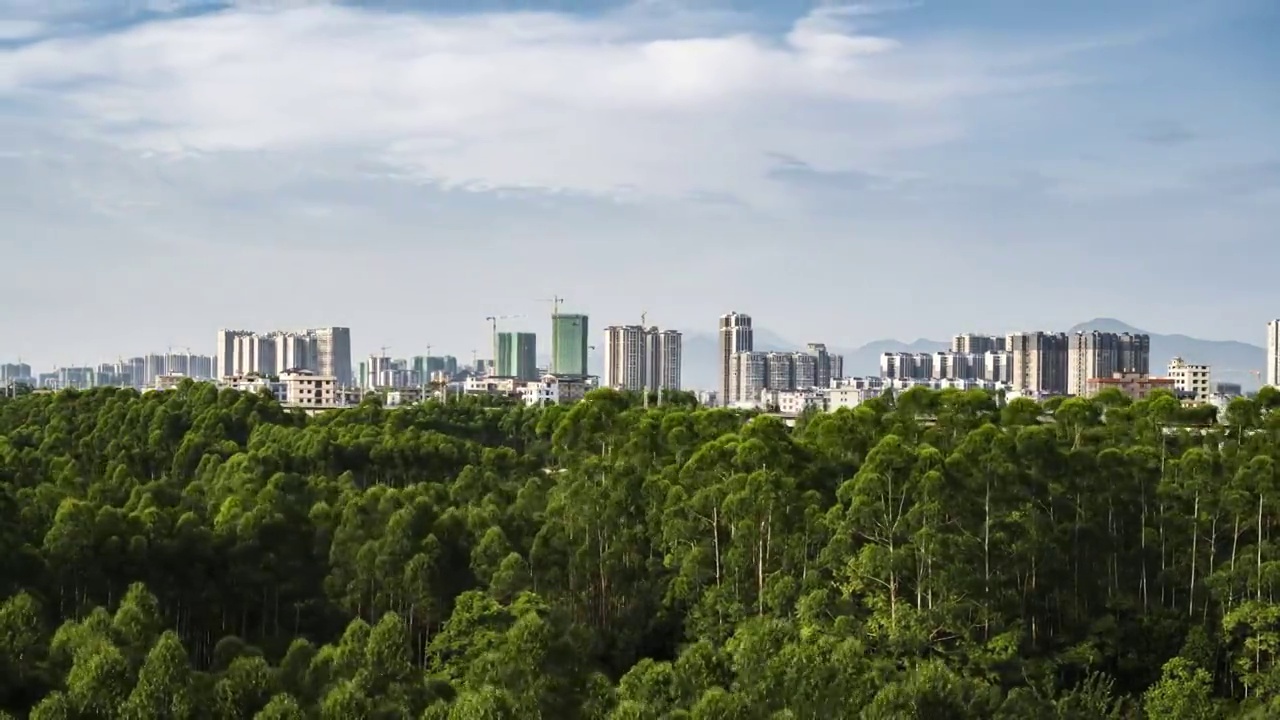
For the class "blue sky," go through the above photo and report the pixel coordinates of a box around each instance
[1,0,1277,371]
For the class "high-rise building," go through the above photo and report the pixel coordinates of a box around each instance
[0,363,32,383]
[603,325,682,392]
[1068,331,1150,396]
[952,333,1005,354]
[1267,320,1280,388]
[216,329,257,378]
[655,330,682,391]
[496,332,538,381]
[270,331,317,374]
[718,312,753,404]
[729,351,768,405]
[312,327,353,386]
[1007,331,1069,395]
[1117,333,1151,375]
[603,325,647,390]
[551,313,589,377]
[218,327,351,383]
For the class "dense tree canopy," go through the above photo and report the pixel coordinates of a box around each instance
[2,381,1280,717]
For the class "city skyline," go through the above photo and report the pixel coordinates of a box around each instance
[2,0,1277,369]
[6,312,1280,387]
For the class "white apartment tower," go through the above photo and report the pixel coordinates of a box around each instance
[718,312,754,405]
[604,325,648,391]
[655,330,682,391]
[603,325,683,392]
[1268,320,1280,388]
[216,327,352,383]
[730,351,769,405]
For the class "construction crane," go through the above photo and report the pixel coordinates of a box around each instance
[1220,368,1263,383]
[536,295,565,316]
[485,315,525,374]
[641,311,647,327]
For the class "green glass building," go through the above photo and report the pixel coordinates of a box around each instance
[551,314,589,377]
[496,332,538,381]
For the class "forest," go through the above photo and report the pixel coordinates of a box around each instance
[2,382,1280,718]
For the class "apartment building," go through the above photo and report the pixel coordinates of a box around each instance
[1084,372,1176,400]
[951,333,1006,354]
[880,352,938,380]
[1167,357,1212,403]
[281,370,339,409]
[719,312,754,405]
[729,351,769,406]
[603,325,647,390]
[1067,332,1151,397]
[0,363,32,383]
[767,352,795,390]
[1268,319,1279,388]
[603,325,682,392]
[654,329,682,391]
[496,332,538,381]
[1007,331,1069,395]
[216,327,352,384]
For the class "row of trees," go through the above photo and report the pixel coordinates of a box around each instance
[1,380,1279,717]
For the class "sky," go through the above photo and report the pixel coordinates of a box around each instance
[1,0,1278,370]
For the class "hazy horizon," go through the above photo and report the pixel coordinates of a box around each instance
[3,0,1277,369]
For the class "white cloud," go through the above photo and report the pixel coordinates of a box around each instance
[0,2,1083,203]
[0,18,41,38]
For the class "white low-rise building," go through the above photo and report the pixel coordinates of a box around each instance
[464,376,522,396]
[217,373,284,399]
[521,375,589,406]
[760,388,828,415]
[152,374,188,392]
[1167,357,1211,403]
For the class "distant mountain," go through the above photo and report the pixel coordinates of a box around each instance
[833,338,949,378]
[1069,318,1265,389]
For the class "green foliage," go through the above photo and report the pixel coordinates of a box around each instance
[1,383,1280,716]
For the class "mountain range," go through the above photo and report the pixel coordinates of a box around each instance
[568,318,1267,392]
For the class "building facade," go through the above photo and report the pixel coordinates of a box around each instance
[603,325,646,390]
[1007,331,1069,395]
[217,327,351,384]
[1167,357,1211,403]
[281,370,339,409]
[1268,319,1280,388]
[951,333,1006,354]
[655,329,682,391]
[496,332,538,381]
[1084,372,1176,400]
[718,312,754,405]
[729,351,769,406]
[551,313,589,377]
[1067,332,1151,397]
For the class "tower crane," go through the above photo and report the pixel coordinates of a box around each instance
[536,295,565,316]
[485,315,525,374]
[1220,368,1263,382]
